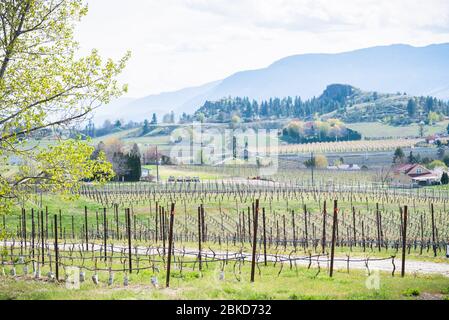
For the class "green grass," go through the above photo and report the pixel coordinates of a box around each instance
[347,121,449,139]
[0,264,448,300]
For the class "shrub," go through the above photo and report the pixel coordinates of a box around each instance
[402,288,421,297]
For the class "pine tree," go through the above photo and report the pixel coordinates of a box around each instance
[151,113,158,125]
[142,119,150,135]
[393,147,405,163]
[407,99,417,117]
[125,143,142,182]
[441,172,449,185]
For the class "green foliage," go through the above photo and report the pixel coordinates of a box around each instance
[426,160,447,170]
[304,154,328,169]
[407,99,417,117]
[393,147,405,164]
[441,172,449,185]
[282,119,361,144]
[402,288,421,297]
[0,0,129,214]
[151,113,158,125]
[408,151,421,164]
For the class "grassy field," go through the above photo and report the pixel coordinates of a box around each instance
[0,263,448,300]
[347,121,449,139]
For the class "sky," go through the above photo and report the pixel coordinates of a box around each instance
[75,0,449,98]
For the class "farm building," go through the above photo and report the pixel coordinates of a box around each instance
[392,164,442,186]
[327,164,361,171]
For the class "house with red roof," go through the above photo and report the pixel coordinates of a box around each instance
[393,163,441,186]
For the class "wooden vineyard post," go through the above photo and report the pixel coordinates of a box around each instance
[103,208,107,261]
[166,203,175,288]
[303,206,308,249]
[362,220,366,252]
[201,204,206,242]
[376,203,381,252]
[126,208,133,273]
[115,204,119,240]
[31,209,35,260]
[197,206,202,271]
[84,206,89,251]
[54,214,59,281]
[420,214,424,255]
[155,202,158,243]
[282,215,287,250]
[329,200,338,278]
[46,206,49,239]
[322,200,327,254]
[431,204,437,257]
[401,206,408,278]
[22,209,27,251]
[250,199,259,283]
[161,207,166,255]
[262,208,267,266]
[40,210,45,265]
[95,211,99,239]
[352,206,356,247]
[292,210,297,249]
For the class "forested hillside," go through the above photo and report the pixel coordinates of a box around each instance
[193,84,449,125]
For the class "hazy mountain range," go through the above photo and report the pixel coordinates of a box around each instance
[92,43,449,125]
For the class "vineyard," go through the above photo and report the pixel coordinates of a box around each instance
[263,138,423,154]
[2,181,449,299]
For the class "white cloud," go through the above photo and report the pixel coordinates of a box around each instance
[76,0,449,97]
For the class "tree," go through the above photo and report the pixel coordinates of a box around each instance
[441,172,449,185]
[314,155,328,168]
[142,119,150,135]
[244,141,249,161]
[443,155,449,167]
[232,136,237,159]
[408,151,420,164]
[151,113,158,125]
[419,122,425,138]
[407,99,417,117]
[393,147,405,164]
[126,143,142,182]
[427,160,447,170]
[162,113,172,124]
[231,115,241,129]
[196,112,205,123]
[304,155,328,169]
[0,1,129,213]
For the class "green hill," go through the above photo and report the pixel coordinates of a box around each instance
[193,84,449,126]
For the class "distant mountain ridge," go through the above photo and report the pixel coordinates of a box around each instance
[93,43,449,123]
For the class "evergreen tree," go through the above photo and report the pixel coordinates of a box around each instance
[126,143,142,182]
[407,99,417,117]
[393,147,405,163]
[151,113,158,125]
[441,172,449,185]
[142,119,150,135]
